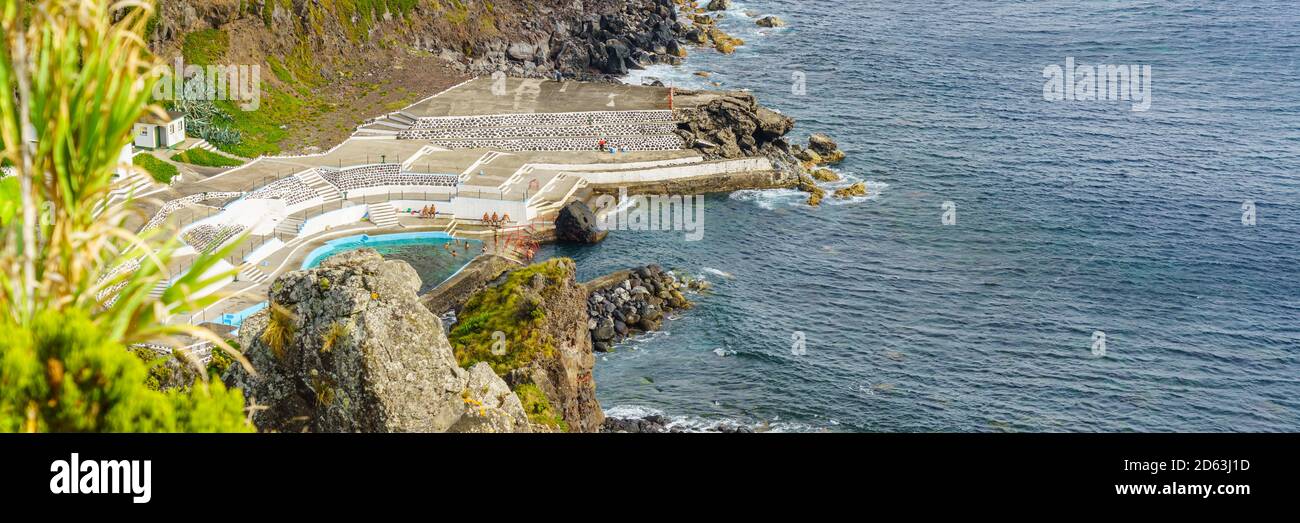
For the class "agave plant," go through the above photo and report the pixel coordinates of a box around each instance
[0,0,253,431]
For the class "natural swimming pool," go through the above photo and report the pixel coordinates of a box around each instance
[302,232,481,294]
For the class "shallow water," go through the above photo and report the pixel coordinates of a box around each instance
[546,0,1300,432]
[310,234,481,294]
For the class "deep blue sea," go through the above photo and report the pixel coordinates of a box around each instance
[540,0,1300,432]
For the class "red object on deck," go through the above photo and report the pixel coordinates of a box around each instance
[668,87,674,110]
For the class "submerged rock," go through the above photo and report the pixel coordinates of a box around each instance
[225,249,531,433]
[811,168,841,182]
[808,133,847,164]
[833,182,868,199]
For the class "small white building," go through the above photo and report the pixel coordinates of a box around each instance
[133,110,186,149]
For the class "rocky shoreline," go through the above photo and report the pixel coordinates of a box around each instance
[584,265,706,352]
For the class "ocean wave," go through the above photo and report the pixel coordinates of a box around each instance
[603,404,826,433]
[729,179,888,209]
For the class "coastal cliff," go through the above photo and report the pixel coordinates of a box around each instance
[153,0,690,80]
[225,249,533,433]
[446,258,604,432]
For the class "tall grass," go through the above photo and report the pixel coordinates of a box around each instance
[0,0,253,431]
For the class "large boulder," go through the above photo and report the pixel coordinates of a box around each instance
[225,249,531,433]
[706,0,731,11]
[507,41,536,61]
[555,200,608,244]
[807,133,846,164]
[596,39,632,75]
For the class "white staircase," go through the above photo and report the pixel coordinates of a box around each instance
[107,170,154,204]
[368,202,399,228]
[296,169,342,203]
[189,139,218,152]
[237,262,271,284]
[274,216,304,237]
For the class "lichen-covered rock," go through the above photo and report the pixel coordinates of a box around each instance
[450,363,532,433]
[808,133,847,164]
[833,182,868,199]
[225,249,530,433]
[811,168,841,182]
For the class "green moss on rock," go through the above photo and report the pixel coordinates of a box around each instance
[513,382,567,431]
[448,258,574,375]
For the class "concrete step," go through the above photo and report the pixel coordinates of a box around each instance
[296,169,342,203]
[368,202,400,228]
[237,262,271,284]
[274,216,303,237]
[388,112,417,125]
[369,120,411,131]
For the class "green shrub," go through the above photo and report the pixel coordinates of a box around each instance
[1,0,251,433]
[207,341,237,378]
[133,154,179,183]
[0,310,251,432]
[171,148,244,168]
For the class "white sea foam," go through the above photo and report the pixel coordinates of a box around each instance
[701,267,735,279]
[730,176,889,209]
[603,404,826,433]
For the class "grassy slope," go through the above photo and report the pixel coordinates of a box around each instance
[172,148,244,168]
[133,154,179,183]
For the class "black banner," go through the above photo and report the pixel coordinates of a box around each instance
[1,434,1289,512]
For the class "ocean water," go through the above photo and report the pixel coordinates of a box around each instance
[543,0,1300,432]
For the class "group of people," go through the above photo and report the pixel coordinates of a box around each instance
[441,239,476,258]
[595,139,621,155]
[481,211,510,225]
[416,204,437,218]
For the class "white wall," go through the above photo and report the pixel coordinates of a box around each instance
[340,185,454,200]
[163,120,186,147]
[243,238,285,265]
[388,200,448,215]
[574,158,774,185]
[133,123,156,149]
[449,197,527,224]
[299,203,368,237]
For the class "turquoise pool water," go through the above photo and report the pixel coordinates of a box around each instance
[303,232,480,294]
